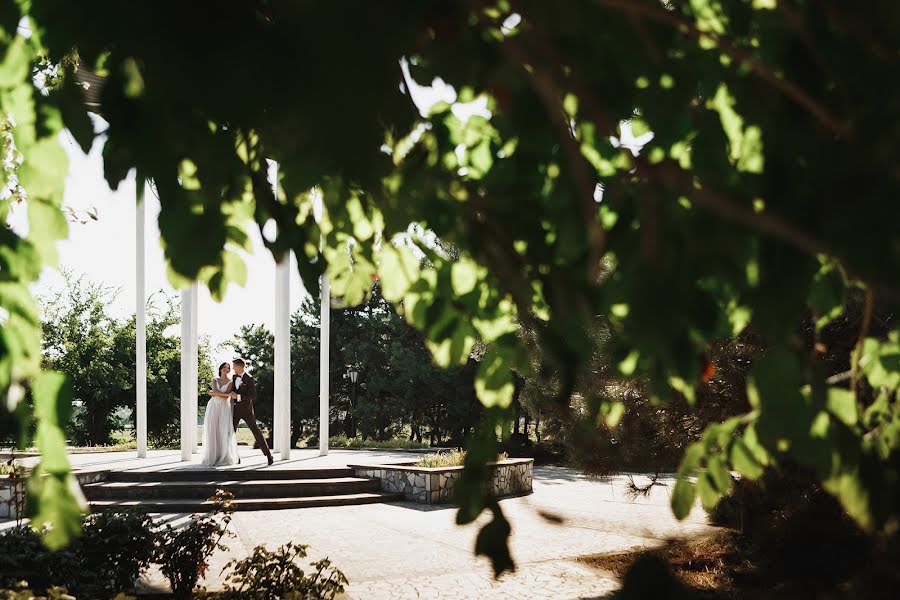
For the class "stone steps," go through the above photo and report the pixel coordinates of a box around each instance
[104,467,355,482]
[83,467,404,512]
[83,477,380,500]
[88,492,404,512]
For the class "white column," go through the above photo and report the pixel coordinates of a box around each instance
[274,253,291,459]
[135,176,147,458]
[190,281,199,453]
[180,287,192,461]
[319,274,330,456]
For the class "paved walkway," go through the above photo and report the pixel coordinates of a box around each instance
[150,467,711,598]
[9,449,716,599]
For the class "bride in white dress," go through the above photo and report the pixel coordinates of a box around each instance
[201,362,240,467]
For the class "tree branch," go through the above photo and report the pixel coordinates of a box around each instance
[496,35,607,281]
[851,288,874,395]
[593,0,850,139]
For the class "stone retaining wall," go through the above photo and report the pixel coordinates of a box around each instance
[351,458,533,505]
[0,470,106,521]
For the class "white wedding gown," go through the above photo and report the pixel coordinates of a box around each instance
[201,378,240,467]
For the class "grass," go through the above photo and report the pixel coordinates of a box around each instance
[67,441,136,453]
[415,450,510,468]
[326,434,430,449]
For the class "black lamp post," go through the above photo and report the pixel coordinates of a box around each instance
[348,367,359,406]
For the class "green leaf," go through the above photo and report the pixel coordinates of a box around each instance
[35,421,69,473]
[475,346,515,408]
[630,118,651,137]
[468,139,493,178]
[808,263,845,330]
[27,197,68,265]
[708,83,764,173]
[19,136,68,199]
[605,401,625,428]
[826,388,858,426]
[677,442,705,478]
[26,470,85,550]
[671,478,696,520]
[859,337,900,391]
[751,347,810,444]
[0,281,40,325]
[33,371,73,427]
[696,473,720,509]
[451,258,479,296]
[379,243,420,303]
[707,455,733,494]
[224,251,248,287]
[0,36,31,88]
[618,350,639,376]
[729,437,764,479]
[668,375,696,405]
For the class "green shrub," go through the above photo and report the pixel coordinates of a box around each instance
[77,509,156,595]
[221,542,348,599]
[0,490,350,599]
[153,490,234,599]
[0,526,80,593]
[0,509,155,597]
[327,434,429,449]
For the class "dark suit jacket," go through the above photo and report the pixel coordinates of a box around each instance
[233,372,257,405]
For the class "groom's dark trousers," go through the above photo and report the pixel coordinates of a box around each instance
[232,372,272,460]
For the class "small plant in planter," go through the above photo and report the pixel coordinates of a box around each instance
[416,450,509,468]
[221,542,348,600]
[1,456,27,525]
[0,583,74,600]
[154,490,234,599]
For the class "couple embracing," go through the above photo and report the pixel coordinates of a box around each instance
[201,358,274,467]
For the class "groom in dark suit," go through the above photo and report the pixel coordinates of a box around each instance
[230,358,274,465]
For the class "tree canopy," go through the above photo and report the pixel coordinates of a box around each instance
[1,0,899,568]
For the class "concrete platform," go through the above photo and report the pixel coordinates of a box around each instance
[17,447,423,475]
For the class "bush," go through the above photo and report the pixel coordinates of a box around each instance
[0,526,80,593]
[325,434,429,449]
[221,542,348,599]
[0,490,351,598]
[710,463,872,585]
[0,509,155,597]
[77,509,157,595]
[153,490,234,599]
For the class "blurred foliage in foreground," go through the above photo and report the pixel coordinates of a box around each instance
[1,0,899,577]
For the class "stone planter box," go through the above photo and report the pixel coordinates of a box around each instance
[350,458,533,505]
[0,470,106,521]
[0,477,25,520]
